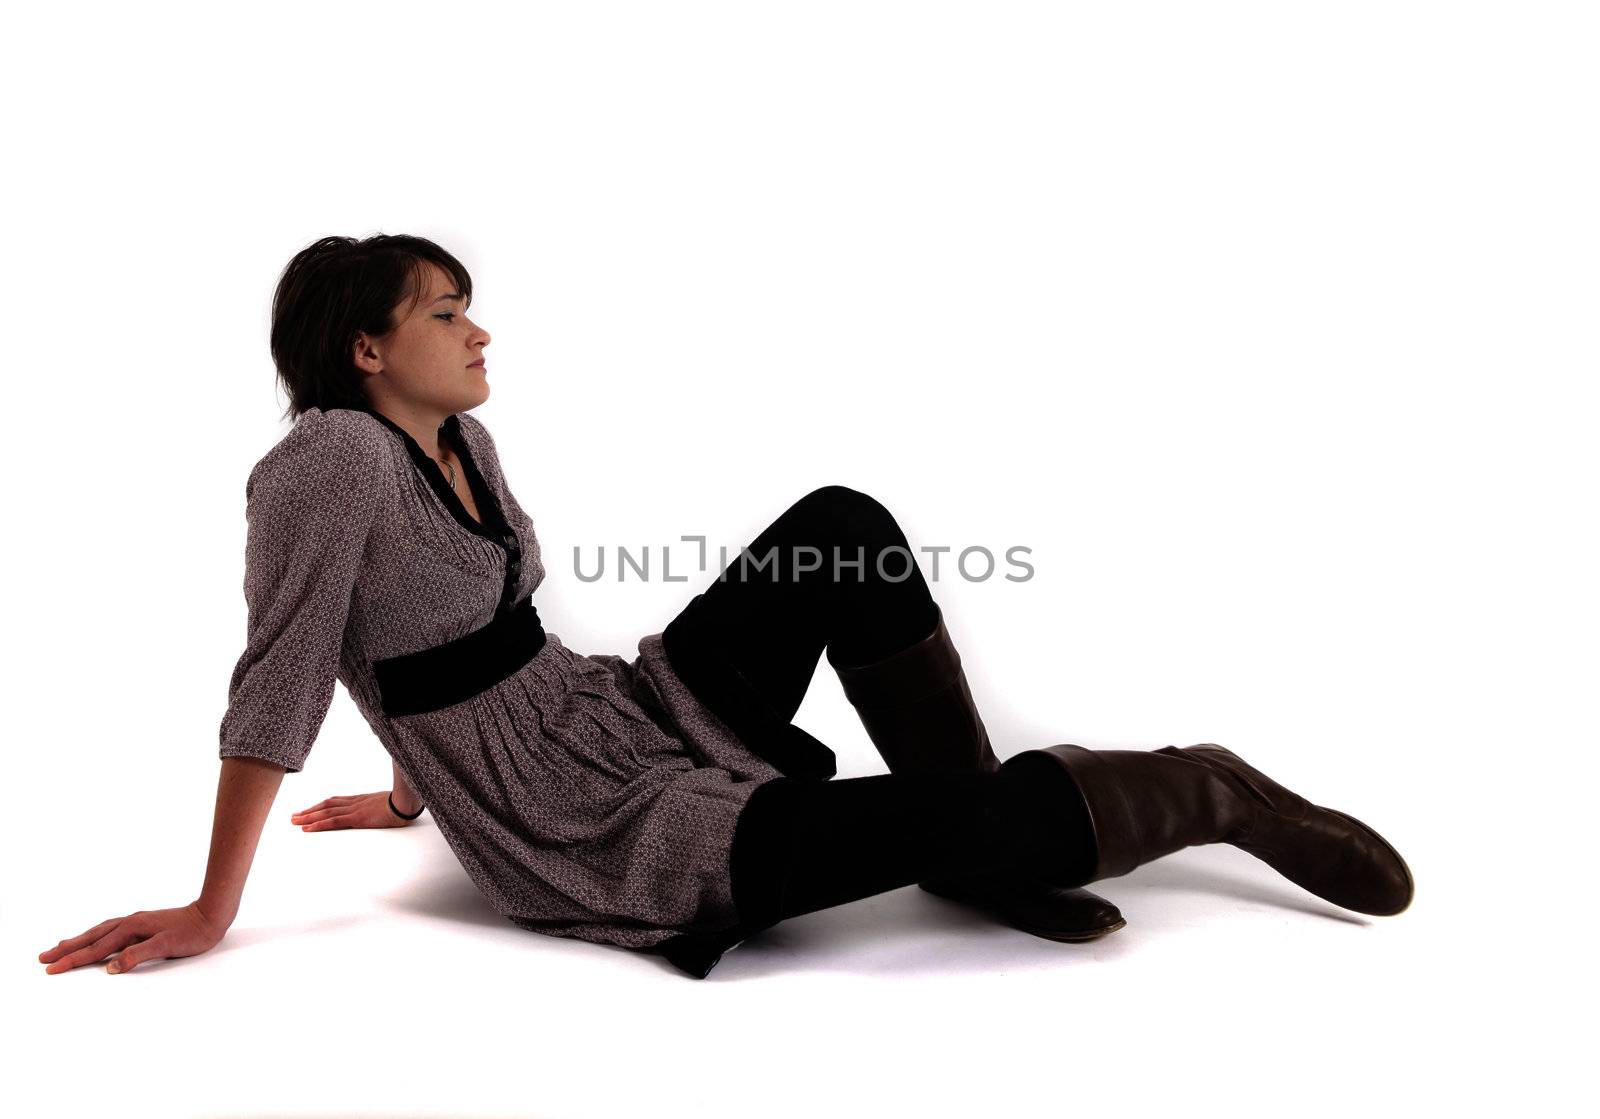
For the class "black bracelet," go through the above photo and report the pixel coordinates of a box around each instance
[388,791,425,820]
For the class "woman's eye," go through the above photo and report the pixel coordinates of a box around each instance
[436,312,456,322]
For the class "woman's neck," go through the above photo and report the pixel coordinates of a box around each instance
[366,399,451,460]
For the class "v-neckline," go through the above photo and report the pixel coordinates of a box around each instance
[356,407,510,545]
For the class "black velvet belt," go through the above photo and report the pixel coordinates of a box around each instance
[371,596,547,717]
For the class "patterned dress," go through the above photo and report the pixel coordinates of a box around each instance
[217,405,785,951]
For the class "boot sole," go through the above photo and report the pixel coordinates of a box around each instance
[919,879,1130,942]
[1013,915,1128,942]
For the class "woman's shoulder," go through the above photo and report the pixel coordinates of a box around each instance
[454,409,507,479]
[454,408,497,450]
[245,406,391,501]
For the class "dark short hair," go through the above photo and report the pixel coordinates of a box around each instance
[270,233,474,420]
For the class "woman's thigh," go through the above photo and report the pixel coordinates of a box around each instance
[729,764,1095,930]
[662,485,939,722]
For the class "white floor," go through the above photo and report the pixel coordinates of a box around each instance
[11,802,1575,1119]
[8,4,1592,1115]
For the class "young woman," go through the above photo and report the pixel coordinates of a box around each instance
[39,234,1414,981]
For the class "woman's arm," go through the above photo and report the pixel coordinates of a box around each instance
[197,755,288,927]
[42,415,387,976]
[39,755,283,975]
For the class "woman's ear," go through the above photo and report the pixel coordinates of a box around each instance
[352,331,383,376]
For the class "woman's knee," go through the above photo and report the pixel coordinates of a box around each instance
[794,484,903,542]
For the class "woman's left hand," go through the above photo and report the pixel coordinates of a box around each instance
[291,793,416,832]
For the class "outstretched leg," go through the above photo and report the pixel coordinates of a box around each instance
[655,739,1414,978]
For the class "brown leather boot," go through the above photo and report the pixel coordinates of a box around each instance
[1004,742,1415,916]
[828,605,1126,941]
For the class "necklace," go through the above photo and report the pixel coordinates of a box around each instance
[434,454,458,491]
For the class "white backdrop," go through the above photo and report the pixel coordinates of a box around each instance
[5,2,1593,1117]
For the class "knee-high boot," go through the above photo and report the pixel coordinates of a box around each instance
[1003,742,1415,916]
[828,604,1127,941]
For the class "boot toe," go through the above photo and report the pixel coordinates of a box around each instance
[1237,802,1416,917]
[1167,743,1416,918]
[1006,885,1128,942]
[1322,807,1415,916]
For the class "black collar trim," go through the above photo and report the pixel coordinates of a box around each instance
[345,406,511,546]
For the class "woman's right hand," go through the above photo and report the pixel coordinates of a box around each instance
[38,901,228,975]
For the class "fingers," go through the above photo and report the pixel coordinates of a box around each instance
[290,795,355,820]
[297,807,357,831]
[43,920,147,975]
[40,916,125,964]
[291,805,354,826]
[108,934,169,974]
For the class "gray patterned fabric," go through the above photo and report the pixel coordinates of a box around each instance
[219,407,784,949]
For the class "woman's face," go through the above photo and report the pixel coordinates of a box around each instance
[354,260,491,415]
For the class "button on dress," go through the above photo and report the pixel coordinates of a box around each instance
[218,406,785,951]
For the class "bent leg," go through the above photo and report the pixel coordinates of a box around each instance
[662,485,940,775]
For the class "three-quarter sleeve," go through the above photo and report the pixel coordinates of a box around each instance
[218,411,385,773]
